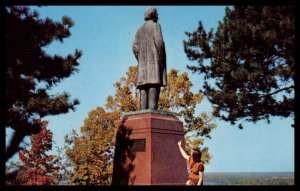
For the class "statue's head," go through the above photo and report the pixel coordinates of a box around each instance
[144,7,158,22]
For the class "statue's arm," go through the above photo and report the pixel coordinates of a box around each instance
[153,23,165,51]
[132,32,139,60]
[154,23,167,77]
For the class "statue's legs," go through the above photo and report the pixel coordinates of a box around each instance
[139,86,160,110]
[140,89,148,110]
[148,87,160,110]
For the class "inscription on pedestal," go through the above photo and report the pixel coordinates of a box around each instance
[131,139,146,152]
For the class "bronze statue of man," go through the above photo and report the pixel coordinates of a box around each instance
[133,7,167,110]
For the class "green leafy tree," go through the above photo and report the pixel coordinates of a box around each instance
[65,66,216,185]
[184,6,294,128]
[5,6,82,162]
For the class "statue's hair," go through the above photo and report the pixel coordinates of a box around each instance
[144,7,158,22]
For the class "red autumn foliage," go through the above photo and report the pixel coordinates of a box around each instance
[6,121,61,185]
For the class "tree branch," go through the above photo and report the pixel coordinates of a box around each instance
[5,131,25,162]
[259,85,295,98]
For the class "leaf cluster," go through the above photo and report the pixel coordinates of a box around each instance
[6,122,61,185]
[5,6,82,162]
[65,108,119,185]
[184,6,294,128]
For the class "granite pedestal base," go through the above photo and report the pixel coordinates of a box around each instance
[112,110,187,185]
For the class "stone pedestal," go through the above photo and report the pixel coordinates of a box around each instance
[112,110,187,185]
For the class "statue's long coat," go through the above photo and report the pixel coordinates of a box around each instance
[133,20,167,89]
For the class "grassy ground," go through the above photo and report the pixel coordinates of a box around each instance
[204,172,294,185]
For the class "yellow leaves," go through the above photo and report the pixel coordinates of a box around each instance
[157,89,170,111]
[81,107,120,133]
[192,138,203,146]
[185,137,204,150]
[126,65,138,85]
[105,95,115,110]
[66,106,119,185]
[66,65,217,184]
[169,68,179,77]
[158,67,204,111]
[107,164,113,174]
[192,93,204,104]
[107,70,139,112]
[200,147,211,164]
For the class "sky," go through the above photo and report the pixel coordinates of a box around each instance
[6,6,294,173]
